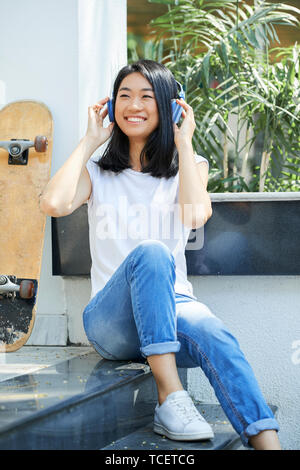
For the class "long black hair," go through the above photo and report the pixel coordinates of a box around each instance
[96,59,180,178]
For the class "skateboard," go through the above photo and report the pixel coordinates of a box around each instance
[0,100,53,352]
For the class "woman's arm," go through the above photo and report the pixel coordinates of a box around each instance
[40,137,95,217]
[177,141,212,229]
[174,99,212,229]
[40,97,113,217]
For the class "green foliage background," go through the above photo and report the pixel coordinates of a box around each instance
[128,0,300,192]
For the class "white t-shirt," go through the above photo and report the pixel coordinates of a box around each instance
[86,154,209,300]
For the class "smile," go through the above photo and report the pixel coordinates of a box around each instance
[125,116,147,123]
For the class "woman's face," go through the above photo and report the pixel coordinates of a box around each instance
[114,72,159,142]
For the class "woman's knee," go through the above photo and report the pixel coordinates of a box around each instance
[131,240,175,272]
[135,240,174,259]
[177,303,240,368]
[177,301,215,326]
[177,301,229,344]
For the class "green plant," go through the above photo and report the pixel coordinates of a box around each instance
[147,0,300,192]
[128,33,164,63]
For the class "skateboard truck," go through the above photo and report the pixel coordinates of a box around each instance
[0,136,48,165]
[0,275,34,299]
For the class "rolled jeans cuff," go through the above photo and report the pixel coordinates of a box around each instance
[241,418,280,448]
[141,341,181,358]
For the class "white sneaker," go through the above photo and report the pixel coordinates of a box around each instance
[153,390,214,441]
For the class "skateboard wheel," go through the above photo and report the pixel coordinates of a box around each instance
[0,275,7,285]
[34,135,48,152]
[19,280,34,299]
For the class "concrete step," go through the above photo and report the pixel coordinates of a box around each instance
[0,347,156,449]
[101,403,244,451]
[0,346,277,450]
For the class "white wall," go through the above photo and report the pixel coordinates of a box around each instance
[189,275,300,450]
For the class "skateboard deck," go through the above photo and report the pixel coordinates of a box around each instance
[0,100,53,352]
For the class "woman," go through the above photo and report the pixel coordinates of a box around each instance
[40,59,280,450]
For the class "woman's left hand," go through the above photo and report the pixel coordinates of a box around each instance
[173,99,196,148]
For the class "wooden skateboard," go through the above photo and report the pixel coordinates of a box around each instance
[0,100,53,352]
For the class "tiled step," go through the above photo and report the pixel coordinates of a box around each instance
[0,347,157,450]
[101,403,244,451]
[0,346,92,382]
[0,347,277,450]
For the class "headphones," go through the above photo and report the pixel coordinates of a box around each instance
[107,80,185,124]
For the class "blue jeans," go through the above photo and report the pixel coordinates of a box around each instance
[83,240,279,448]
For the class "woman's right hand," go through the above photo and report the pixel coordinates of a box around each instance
[85,97,114,150]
